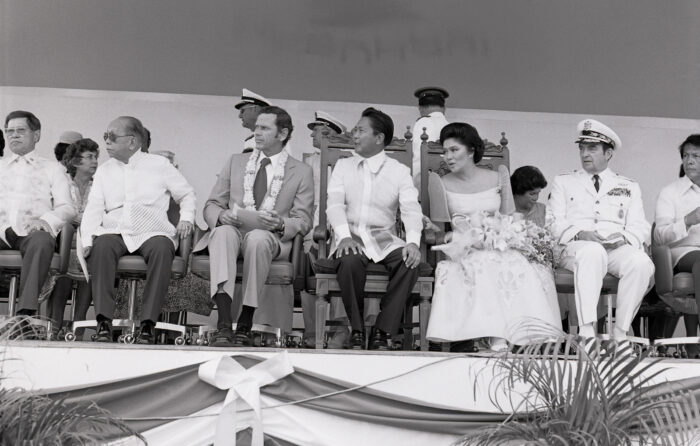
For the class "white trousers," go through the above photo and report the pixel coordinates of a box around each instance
[558,241,654,331]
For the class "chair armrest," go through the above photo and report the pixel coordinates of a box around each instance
[291,233,305,291]
[651,244,674,295]
[312,225,329,243]
[58,223,76,274]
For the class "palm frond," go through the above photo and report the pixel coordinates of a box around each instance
[461,335,700,446]
[0,316,145,445]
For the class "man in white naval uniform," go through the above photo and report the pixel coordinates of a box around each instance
[411,86,449,190]
[235,88,271,153]
[547,119,654,341]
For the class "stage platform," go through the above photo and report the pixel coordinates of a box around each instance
[2,342,700,446]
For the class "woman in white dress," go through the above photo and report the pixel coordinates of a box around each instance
[426,123,561,351]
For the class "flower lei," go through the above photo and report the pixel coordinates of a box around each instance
[242,149,289,211]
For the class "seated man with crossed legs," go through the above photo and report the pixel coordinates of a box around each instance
[199,106,313,347]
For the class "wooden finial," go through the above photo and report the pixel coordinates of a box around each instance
[420,127,429,142]
[500,131,508,147]
[405,125,412,141]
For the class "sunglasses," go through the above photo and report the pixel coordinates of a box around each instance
[103,131,134,143]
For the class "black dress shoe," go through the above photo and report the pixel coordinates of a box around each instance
[232,327,253,347]
[135,325,155,345]
[210,327,235,347]
[369,329,390,351]
[450,340,479,353]
[349,330,365,350]
[94,321,113,343]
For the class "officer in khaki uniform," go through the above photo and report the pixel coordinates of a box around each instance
[547,119,654,341]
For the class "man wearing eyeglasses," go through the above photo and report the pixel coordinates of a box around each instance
[80,116,196,344]
[0,110,76,321]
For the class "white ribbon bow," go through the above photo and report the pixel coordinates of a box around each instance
[198,351,294,446]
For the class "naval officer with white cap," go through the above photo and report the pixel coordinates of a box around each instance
[547,119,654,341]
[411,87,449,190]
[234,88,271,152]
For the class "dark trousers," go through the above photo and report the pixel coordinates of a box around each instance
[47,277,92,328]
[336,248,419,336]
[675,251,700,336]
[89,234,174,322]
[0,228,55,312]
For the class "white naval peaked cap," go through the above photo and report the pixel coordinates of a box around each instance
[234,88,271,109]
[575,119,622,150]
[306,111,347,135]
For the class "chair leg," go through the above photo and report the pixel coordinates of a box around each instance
[606,294,614,335]
[69,283,78,324]
[7,274,18,316]
[113,278,139,341]
[419,296,431,352]
[315,295,329,349]
[403,302,414,351]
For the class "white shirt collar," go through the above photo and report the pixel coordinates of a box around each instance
[258,149,286,170]
[587,168,612,180]
[678,175,700,194]
[112,149,146,167]
[355,150,387,174]
[428,111,446,119]
[7,150,39,165]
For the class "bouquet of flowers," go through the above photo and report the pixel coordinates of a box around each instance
[433,211,555,267]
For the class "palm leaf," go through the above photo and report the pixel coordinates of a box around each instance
[461,334,700,446]
[0,316,145,445]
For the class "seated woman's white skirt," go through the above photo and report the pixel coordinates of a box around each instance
[426,249,562,345]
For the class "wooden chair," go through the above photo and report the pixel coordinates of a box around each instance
[650,224,699,354]
[419,131,512,255]
[311,129,434,350]
[418,130,511,350]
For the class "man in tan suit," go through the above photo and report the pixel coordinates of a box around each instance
[199,106,314,347]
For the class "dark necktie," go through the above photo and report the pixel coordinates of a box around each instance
[593,174,600,192]
[253,157,271,209]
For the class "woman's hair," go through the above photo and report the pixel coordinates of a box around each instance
[0,130,4,156]
[510,165,548,195]
[439,122,485,163]
[63,138,99,178]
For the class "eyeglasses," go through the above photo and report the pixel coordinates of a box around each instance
[80,153,99,161]
[4,127,29,136]
[103,131,134,143]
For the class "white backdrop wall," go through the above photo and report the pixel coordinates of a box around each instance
[1,86,699,228]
